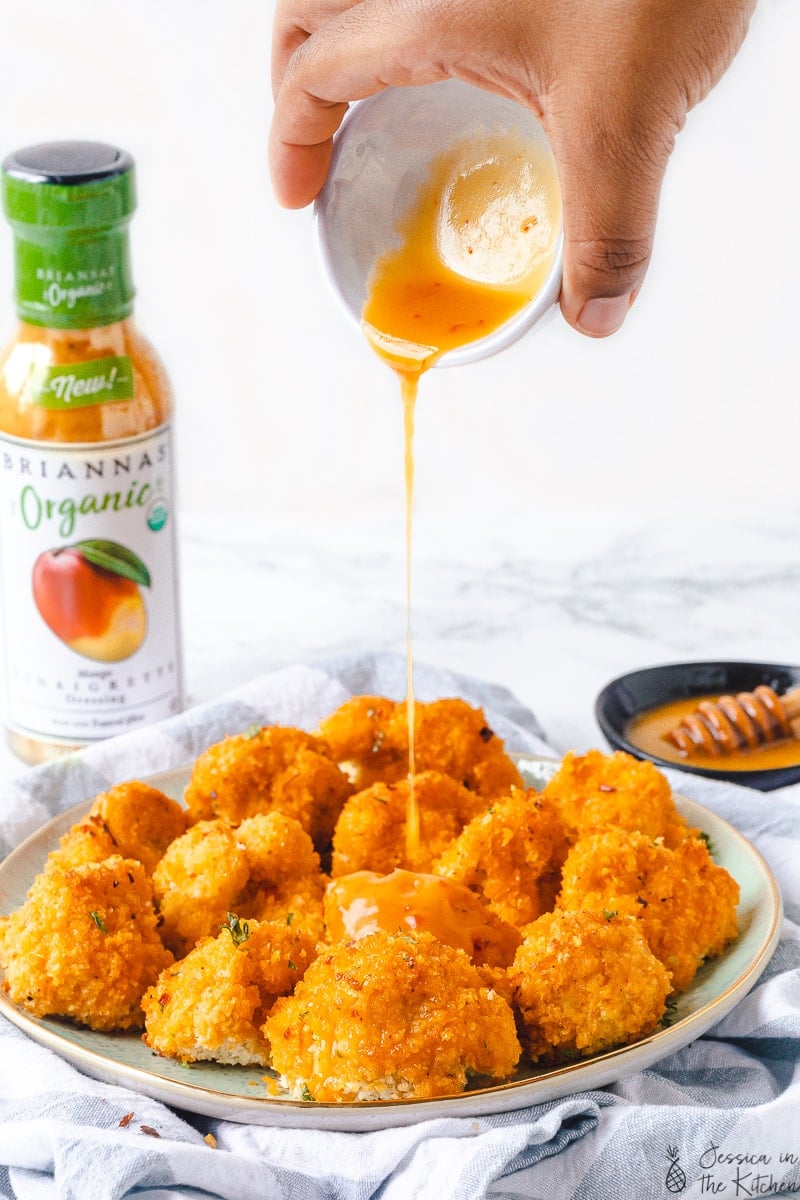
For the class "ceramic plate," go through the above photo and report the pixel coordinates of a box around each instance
[0,756,782,1131]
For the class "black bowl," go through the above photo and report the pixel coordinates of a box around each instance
[595,660,800,791]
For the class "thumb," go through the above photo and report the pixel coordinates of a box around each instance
[549,96,677,338]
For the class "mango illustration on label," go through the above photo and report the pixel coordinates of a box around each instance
[30,355,135,410]
[32,538,150,663]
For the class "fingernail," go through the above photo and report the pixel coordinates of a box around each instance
[577,294,632,338]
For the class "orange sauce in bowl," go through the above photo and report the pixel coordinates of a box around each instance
[626,695,800,772]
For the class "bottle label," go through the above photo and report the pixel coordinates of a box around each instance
[30,355,135,410]
[0,424,183,745]
[12,228,135,328]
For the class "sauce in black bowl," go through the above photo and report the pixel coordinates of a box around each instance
[595,661,800,791]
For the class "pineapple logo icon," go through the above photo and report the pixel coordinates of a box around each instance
[665,1145,687,1194]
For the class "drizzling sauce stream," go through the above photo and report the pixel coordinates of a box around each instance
[361,128,561,860]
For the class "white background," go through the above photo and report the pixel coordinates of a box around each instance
[0,1,799,786]
[0,0,797,536]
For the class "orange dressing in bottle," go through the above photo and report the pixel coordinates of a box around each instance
[0,142,183,763]
[361,129,561,859]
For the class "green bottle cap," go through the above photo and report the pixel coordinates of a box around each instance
[1,141,137,328]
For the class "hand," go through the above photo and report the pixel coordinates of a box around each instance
[269,0,757,337]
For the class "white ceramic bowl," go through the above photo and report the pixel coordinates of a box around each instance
[315,79,563,367]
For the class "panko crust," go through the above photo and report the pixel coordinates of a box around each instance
[0,856,172,1031]
[318,696,523,797]
[316,695,407,782]
[152,819,250,957]
[232,812,327,941]
[143,918,317,1066]
[331,770,485,877]
[265,930,521,1101]
[510,909,671,1061]
[184,725,352,850]
[45,782,189,877]
[557,828,740,991]
[433,788,569,927]
[541,749,696,848]
[153,813,327,956]
[43,813,119,875]
[88,781,190,873]
[414,699,524,798]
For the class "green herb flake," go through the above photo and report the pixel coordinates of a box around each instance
[285,912,294,927]
[301,1085,316,1102]
[288,960,298,971]
[602,909,619,922]
[661,997,680,1027]
[222,912,250,947]
[89,910,108,934]
[244,723,263,739]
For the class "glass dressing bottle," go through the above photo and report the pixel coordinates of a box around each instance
[0,141,183,764]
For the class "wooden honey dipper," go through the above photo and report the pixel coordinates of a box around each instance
[666,685,800,757]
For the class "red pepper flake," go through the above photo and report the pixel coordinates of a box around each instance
[158,993,170,1007]
[140,1125,161,1138]
[118,1112,134,1128]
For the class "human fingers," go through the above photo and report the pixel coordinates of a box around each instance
[549,88,672,337]
[271,0,361,97]
[269,0,453,209]
[545,0,756,337]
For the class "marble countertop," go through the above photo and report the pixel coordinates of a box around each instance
[2,505,798,793]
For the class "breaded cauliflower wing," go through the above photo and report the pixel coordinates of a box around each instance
[234,812,327,941]
[152,812,327,956]
[557,827,740,991]
[510,909,671,1061]
[317,696,523,797]
[433,788,569,927]
[152,820,250,957]
[265,929,521,1101]
[0,856,172,1031]
[541,749,696,848]
[46,781,189,876]
[331,770,484,876]
[42,812,119,874]
[414,698,525,798]
[143,917,317,1065]
[184,725,353,850]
